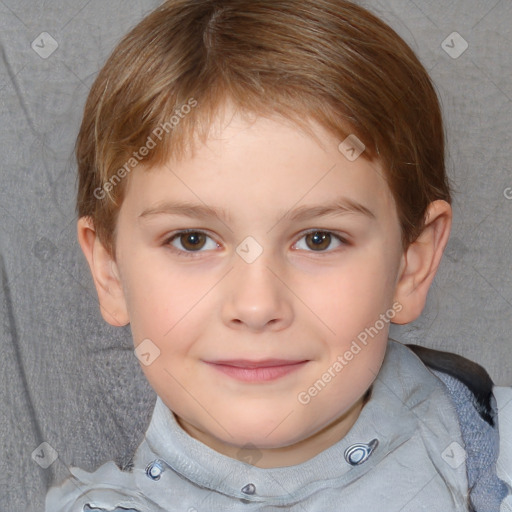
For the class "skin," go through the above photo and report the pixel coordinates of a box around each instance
[78,103,452,468]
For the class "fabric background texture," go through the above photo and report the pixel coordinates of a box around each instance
[1,1,511,510]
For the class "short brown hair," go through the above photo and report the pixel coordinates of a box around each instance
[76,0,451,259]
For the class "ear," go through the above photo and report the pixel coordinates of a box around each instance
[76,216,130,327]
[392,200,452,325]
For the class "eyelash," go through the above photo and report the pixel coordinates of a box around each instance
[163,229,349,258]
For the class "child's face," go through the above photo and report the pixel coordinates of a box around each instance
[111,105,405,463]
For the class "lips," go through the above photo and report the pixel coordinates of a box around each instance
[208,359,306,368]
[204,359,308,382]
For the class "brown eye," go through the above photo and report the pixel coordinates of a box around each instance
[165,230,219,257]
[178,232,207,251]
[293,230,347,253]
[305,231,332,251]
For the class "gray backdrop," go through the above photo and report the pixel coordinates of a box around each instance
[1,1,511,510]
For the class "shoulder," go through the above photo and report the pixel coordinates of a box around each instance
[405,343,495,425]
[405,343,512,508]
[45,461,148,512]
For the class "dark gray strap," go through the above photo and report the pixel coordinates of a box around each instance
[406,343,495,426]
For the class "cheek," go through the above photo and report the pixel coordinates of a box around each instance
[297,248,398,402]
[120,251,210,345]
[297,250,397,333]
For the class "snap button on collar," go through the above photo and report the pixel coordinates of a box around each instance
[344,439,379,466]
[145,460,165,480]
[241,483,256,495]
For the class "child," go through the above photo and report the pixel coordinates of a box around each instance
[46,0,512,510]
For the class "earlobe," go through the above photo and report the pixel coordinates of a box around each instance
[76,216,130,327]
[392,200,452,325]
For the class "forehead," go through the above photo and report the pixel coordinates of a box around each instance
[121,110,397,227]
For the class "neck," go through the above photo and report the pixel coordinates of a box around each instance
[176,389,370,468]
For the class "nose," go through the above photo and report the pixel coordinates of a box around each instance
[221,248,293,332]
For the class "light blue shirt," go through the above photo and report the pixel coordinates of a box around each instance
[46,340,509,512]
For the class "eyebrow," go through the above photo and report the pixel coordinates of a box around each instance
[138,198,375,224]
